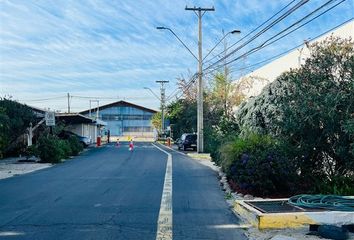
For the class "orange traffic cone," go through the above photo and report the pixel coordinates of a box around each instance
[129,140,134,151]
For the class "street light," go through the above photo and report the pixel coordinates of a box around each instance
[156,26,198,61]
[156,25,240,153]
[144,83,169,135]
[143,87,160,101]
[203,29,241,61]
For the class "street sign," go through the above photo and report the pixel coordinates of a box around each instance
[45,111,56,126]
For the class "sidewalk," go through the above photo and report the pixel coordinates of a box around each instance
[0,157,52,180]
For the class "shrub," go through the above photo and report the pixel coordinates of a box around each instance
[36,134,63,163]
[205,115,240,165]
[233,37,354,195]
[58,139,72,159]
[314,175,354,196]
[23,144,39,160]
[68,135,83,156]
[220,133,298,196]
[0,98,36,158]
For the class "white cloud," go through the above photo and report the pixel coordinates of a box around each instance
[1,0,353,110]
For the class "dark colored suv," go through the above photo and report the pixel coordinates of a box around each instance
[58,131,91,148]
[177,133,197,151]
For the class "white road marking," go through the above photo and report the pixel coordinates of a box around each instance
[206,224,252,229]
[156,144,188,157]
[153,143,173,240]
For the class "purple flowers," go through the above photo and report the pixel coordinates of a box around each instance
[241,153,249,165]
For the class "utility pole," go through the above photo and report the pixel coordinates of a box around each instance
[156,80,169,134]
[222,30,228,115]
[89,100,99,119]
[67,93,70,113]
[185,6,214,153]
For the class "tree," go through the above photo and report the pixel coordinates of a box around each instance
[277,37,354,183]
[166,99,197,140]
[0,98,36,157]
[235,36,354,193]
[176,72,197,101]
[0,107,10,158]
[151,112,162,132]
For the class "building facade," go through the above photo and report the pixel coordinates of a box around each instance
[57,113,107,144]
[80,101,157,137]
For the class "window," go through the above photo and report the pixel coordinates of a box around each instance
[101,113,152,121]
[122,127,152,132]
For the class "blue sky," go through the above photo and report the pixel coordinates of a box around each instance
[0,0,353,112]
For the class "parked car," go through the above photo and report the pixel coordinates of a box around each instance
[177,133,197,151]
[58,131,91,148]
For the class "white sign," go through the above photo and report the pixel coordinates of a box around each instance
[45,112,56,126]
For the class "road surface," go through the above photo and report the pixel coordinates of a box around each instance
[0,142,247,239]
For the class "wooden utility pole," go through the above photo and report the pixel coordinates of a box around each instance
[185,6,214,153]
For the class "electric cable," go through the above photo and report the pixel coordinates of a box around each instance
[204,0,346,75]
[165,0,307,102]
[204,0,340,74]
[18,96,66,102]
[203,0,297,65]
[169,17,353,102]
[228,17,353,75]
[205,0,311,71]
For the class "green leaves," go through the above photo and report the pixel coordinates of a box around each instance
[233,36,354,195]
[0,98,36,158]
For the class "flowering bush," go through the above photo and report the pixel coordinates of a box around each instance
[220,133,298,196]
[233,37,354,195]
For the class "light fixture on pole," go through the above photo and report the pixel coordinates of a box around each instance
[143,87,160,101]
[157,8,240,153]
[144,82,169,134]
[203,29,241,61]
[156,27,198,61]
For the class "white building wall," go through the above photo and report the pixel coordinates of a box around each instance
[233,20,354,99]
[65,123,96,143]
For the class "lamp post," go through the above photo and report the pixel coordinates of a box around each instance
[144,82,169,134]
[203,30,241,61]
[156,27,198,61]
[157,24,239,153]
[144,87,160,101]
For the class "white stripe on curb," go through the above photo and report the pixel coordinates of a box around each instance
[153,143,173,240]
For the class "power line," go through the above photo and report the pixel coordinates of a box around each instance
[70,95,155,100]
[165,1,299,102]
[170,17,353,102]
[204,0,336,73]
[19,95,66,102]
[227,17,353,75]
[166,73,197,102]
[167,0,312,99]
[204,0,310,71]
[204,0,344,75]
[203,0,297,65]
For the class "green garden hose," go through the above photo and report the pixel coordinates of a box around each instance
[288,194,354,211]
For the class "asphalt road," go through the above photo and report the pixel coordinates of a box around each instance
[0,142,247,240]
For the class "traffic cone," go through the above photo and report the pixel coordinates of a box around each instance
[129,141,134,151]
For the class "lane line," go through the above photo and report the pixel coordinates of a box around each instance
[156,143,186,156]
[153,143,173,240]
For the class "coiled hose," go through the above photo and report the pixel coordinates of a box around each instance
[288,194,354,211]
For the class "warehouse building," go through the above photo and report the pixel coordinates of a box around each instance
[80,100,157,138]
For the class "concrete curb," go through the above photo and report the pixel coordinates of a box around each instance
[234,199,354,230]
